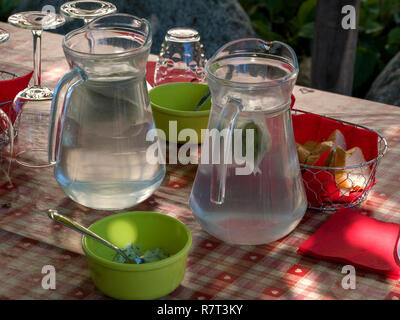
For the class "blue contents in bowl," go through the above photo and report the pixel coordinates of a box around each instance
[113,243,169,264]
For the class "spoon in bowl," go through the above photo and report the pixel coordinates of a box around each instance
[47,209,144,264]
[194,89,211,111]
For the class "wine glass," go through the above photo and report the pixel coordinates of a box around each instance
[154,27,206,86]
[0,108,14,187]
[0,74,14,183]
[0,28,9,44]
[0,71,18,147]
[61,0,117,25]
[396,233,400,267]
[12,94,52,168]
[8,11,65,100]
[0,109,14,156]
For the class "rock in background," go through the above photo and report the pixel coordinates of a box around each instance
[14,0,256,58]
[366,51,400,107]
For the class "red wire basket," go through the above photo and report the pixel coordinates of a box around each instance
[292,109,388,211]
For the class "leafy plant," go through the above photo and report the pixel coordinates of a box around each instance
[239,0,316,63]
[239,0,400,98]
[354,0,400,97]
[0,0,20,22]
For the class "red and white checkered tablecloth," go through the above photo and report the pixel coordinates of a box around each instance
[1,22,400,300]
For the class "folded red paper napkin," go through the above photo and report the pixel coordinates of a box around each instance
[146,60,206,86]
[298,208,400,279]
[0,71,33,124]
[146,61,156,87]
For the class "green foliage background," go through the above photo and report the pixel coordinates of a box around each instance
[239,0,400,97]
[0,0,19,21]
[1,0,399,97]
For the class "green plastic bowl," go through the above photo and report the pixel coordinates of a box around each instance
[149,82,211,143]
[82,211,192,300]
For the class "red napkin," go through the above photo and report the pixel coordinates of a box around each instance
[292,112,379,207]
[146,61,156,87]
[298,208,400,279]
[146,60,205,86]
[0,71,33,124]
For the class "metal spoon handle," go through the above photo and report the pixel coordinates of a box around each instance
[47,209,129,261]
[194,90,211,111]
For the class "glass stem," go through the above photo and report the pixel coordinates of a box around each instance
[32,30,42,88]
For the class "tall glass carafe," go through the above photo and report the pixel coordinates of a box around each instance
[49,14,165,210]
[190,39,307,245]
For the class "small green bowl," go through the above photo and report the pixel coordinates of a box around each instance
[82,211,192,300]
[149,82,211,143]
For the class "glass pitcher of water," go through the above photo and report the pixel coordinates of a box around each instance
[49,14,165,210]
[190,39,307,245]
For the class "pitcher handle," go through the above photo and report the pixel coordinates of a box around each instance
[210,97,243,205]
[48,67,86,164]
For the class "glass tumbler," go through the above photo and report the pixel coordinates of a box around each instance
[154,27,206,85]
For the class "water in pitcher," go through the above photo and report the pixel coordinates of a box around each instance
[54,77,165,210]
[190,107,307,245]
[50,14,165,210]
[190,39,307,244]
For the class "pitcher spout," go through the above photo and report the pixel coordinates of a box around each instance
[208,38,298,83]
[62,14,152,79]
[205,38,298,113]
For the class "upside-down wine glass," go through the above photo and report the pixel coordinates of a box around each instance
[8,11,65,100]
[60,0,117,25]
[0,28,10,43]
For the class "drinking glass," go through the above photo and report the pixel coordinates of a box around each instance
[0,71,18,147]
[12,95,52,168]
[0,109,13,154]
[61,0,117,25]
[154,27,206,86]
[397,236,400,267]
[0,108,14,187]
[8,11,65,100]
[0,28,9,43]
[0,73,14,183]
